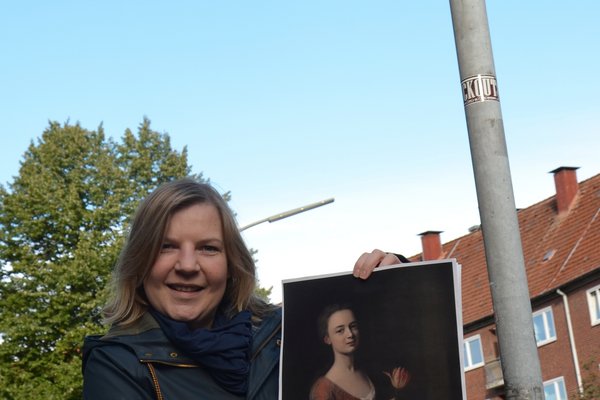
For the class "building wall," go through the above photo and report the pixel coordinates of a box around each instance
[464,324,501,399]
[536,296,579,398]
[569,281,600,388]
[462,278,600,399]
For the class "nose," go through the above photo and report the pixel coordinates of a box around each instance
[174,246,199,273]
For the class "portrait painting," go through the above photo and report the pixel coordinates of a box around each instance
[280,259,465,400]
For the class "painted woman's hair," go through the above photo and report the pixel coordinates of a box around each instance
[316,303,355,341]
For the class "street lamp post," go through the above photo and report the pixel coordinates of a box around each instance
[239,198,335,232]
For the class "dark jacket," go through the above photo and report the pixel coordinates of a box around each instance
[83,308,282,400]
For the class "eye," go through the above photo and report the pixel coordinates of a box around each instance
[160,242,176,252]
[199,245,221,255]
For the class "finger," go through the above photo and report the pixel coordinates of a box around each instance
[379,252,401,267]
[354,249,387,279]
[353,252,371,278]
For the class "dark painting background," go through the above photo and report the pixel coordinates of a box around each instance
[281,260,464,400]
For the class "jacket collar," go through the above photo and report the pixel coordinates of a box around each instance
[247,307,282,400]
[101,313,198,365]
[103,312,158,337]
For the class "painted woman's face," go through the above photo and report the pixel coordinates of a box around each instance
[324,309,360,355]
[143,203,228,329]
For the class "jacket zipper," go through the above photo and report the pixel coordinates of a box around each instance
[142,360,198,400]
[145,363,164,400]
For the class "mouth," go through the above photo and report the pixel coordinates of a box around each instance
[167,284,204,293]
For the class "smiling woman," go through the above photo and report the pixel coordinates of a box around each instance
[143,203,229,329]
[82,178,402,400]
[82,179,278,399]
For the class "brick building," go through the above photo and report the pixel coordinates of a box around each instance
[411,167,600,399]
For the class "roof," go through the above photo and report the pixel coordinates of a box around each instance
[411,172,600,326]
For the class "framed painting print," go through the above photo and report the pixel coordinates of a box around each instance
[280,259,465,400]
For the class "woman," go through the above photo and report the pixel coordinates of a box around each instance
[83,178,400,399]
[310,304,374,400]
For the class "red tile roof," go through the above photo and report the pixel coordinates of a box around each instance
[411,171,600,326]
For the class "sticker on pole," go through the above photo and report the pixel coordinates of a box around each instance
[461,74,499,106]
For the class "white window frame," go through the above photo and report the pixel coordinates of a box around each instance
[463,334,484,371]
[533,306,557,346]
[543,376,567,400]
[587,284,600,326]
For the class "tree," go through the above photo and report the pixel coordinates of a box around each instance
[571,361,600,400]
[0,119,193,399]
[254,283,273,303]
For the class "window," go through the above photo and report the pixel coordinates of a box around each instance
[463,334,484,371]
[544,377,567,400]
[587,285,600,326]
[533,307,556,346]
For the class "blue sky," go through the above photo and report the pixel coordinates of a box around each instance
[2,1,599,301]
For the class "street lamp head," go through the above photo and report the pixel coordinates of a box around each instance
[239,198,335,232]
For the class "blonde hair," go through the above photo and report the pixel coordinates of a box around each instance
[103,178,268,327]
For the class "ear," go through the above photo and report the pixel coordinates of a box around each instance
[324,335,331,345]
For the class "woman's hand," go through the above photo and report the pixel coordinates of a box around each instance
[353,249,401,280]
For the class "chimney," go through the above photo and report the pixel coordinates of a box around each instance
[419,231,443,260]
[550,166,579,214]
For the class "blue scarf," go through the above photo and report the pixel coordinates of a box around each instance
[150,307,252,396]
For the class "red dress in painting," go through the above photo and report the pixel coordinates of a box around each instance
[309,377,375,400]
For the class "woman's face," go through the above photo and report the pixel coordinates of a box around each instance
[324,309,360,354]
[143,203,228,329]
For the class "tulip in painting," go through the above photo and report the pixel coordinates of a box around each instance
[383,366,410,399]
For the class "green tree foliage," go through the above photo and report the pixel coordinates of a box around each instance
[0,119,194,399]
[572,361,600,400]
[249,248,272,303]
[254,284,273,303]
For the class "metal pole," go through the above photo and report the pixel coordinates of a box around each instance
[239,198,335,232]
[448,1,544,399]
